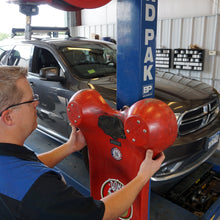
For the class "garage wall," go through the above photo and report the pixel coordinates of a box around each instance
[70,0,117,40]
[71,23,117,40]
[157,14,220,92]
[81,0,117,25]
[75,0,220,25]
[158,0,220,19]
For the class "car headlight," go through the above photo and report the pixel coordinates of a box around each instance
[151,160,184,180]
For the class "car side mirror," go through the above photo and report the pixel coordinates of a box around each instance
[40,67,65,82]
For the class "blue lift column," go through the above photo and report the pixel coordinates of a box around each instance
[117,0,158,109]
[116,0,158,219]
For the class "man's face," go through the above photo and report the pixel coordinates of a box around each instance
[14,77,39,138]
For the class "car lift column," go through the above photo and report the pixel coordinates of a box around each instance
[116,0,158,219]
[117,0,157,109]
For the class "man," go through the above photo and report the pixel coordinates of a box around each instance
[0,66,165,220]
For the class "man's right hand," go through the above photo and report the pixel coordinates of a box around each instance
[137,149,165,185]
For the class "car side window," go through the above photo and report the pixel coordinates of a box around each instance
[0,45,13,66]
[33,47,61,75]
[0,47,5,57]
[8,50,20,66]
[7,45,33,68]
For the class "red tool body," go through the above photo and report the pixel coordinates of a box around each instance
[6,0,112,10]
[67,89,177,220]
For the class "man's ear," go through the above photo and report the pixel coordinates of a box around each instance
[1,110,14,126]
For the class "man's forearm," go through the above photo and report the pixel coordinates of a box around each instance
[101,174,149,220]
[37,143,73,168]
[101,150,164,220]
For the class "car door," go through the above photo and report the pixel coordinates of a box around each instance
[28,45,72,141]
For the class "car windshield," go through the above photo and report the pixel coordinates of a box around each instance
[59,42,117,79]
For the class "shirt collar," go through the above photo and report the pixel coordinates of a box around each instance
[0,143,40,162]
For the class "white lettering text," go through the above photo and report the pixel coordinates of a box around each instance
[145,4,155,21]
[144,65,153,81]
[144,47,153,63]
[145,29,154,45]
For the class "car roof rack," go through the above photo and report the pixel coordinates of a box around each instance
[11,26,71,38]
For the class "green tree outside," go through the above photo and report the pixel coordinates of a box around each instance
[0,32,10,41]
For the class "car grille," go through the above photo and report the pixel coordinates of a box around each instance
[179,98,219,136]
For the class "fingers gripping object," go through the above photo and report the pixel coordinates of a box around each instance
[67,89,178,220]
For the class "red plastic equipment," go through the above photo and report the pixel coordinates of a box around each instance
[6,0,112,10]
[67,89,177,220]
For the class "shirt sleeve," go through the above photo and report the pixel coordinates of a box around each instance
[20,171,105,220]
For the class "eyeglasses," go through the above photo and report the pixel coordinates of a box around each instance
[0,94,39,117]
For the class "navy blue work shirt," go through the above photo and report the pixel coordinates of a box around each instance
[0,143,105,220]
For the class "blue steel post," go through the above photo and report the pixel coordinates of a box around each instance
[117,0,158,219]
[117,0,158,109]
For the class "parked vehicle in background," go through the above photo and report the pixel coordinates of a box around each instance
[0,31,219,192]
